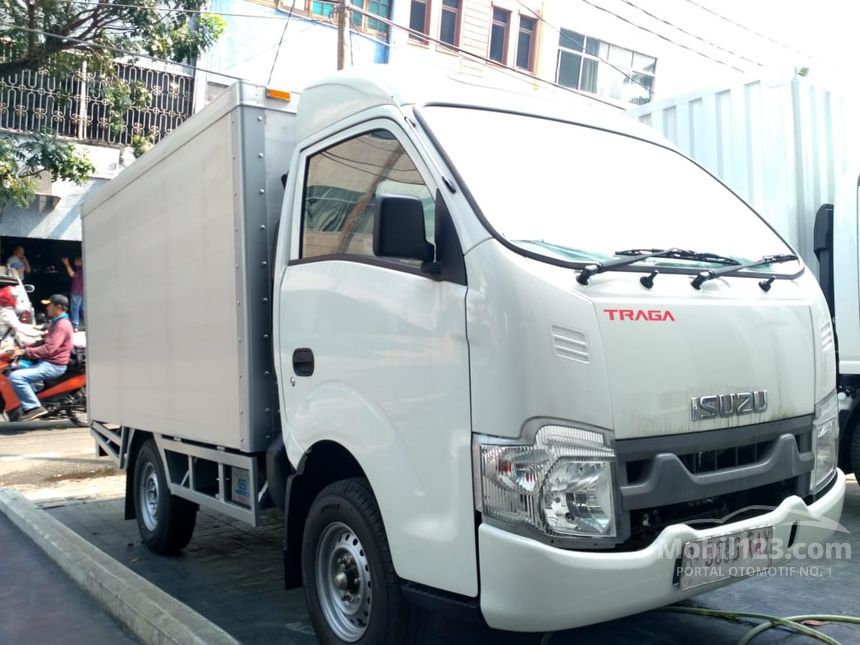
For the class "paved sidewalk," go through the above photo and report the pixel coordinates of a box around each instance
[47,479,860,644]
[0,513,137,645]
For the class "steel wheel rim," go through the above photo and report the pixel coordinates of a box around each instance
[315,521,371,642]
[139,462,160,532]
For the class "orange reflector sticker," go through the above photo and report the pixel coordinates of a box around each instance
[266,88,292,101]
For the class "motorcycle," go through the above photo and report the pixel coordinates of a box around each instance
[0,331,88,426]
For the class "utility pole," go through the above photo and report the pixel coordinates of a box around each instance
[336,0,349,70]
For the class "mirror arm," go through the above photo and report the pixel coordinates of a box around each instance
[421,260,442,275]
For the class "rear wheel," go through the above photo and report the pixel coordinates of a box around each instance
[68,388,88,427]
[132,440,197,554]
[301,478,427,644]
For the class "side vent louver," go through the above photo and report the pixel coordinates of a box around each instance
[551,325,590,364]
[821,321,834,353]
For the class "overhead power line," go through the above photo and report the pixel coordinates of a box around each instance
[0,12,613,110]
[343,2,627,108]
[55,0,653,97]
[15,0,292,20]
[0,2,649,109]
[513,0,656,97]
[576,0,748,72]
[679,0,812,59]
[267,0,296,85]
[16,0,648,103]
[614,0,765,68]
[0,21,248,81]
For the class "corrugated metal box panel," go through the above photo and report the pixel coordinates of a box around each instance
[629,77,860,275]
[82,83,296,453]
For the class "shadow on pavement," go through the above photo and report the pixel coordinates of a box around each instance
[0,419,76,435]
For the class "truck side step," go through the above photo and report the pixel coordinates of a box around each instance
[153,435,265,526]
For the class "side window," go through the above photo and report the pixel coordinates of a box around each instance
[301,129,435,261]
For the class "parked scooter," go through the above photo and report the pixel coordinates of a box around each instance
[0,331,87,425]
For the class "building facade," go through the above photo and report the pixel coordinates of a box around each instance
[388,0,789,106]
[0,0,801,299]
[0,55,196,301]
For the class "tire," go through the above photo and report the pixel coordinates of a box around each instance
[132,440,197,554]
[301,478,428,645]
[69,388,89,427]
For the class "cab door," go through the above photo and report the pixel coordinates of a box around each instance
[275,119,477,596]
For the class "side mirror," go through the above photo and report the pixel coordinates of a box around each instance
[373,195,434,262]
[23,284,34,293]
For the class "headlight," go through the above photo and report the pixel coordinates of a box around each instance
[474,424,617,539]
[810,390,838,494]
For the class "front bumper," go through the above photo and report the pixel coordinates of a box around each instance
[478,470,846,632]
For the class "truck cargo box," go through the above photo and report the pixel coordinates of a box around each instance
[629,76,860,276]
[82,82,296,452]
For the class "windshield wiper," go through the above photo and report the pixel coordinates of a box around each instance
[690,253,799,290]
[576,248,740,285]
[617,248,741,266]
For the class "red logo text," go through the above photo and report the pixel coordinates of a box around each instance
[604,308,676,322]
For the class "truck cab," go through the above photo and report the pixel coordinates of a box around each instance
[274,70,845,637]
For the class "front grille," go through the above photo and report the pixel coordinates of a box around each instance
[622,479,800,550]
[612,416,814,550]
[625,435,803,482]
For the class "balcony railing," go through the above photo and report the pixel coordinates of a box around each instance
[0,50,194,147]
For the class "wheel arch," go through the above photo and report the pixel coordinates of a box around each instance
[283,440,368,588]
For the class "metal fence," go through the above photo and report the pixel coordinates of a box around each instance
[0,51,194,147]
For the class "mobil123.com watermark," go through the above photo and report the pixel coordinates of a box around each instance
[662,507,852,589]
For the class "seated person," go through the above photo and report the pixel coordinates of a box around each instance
[9,295,74,421]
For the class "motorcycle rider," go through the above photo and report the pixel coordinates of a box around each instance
[9,294,74,421]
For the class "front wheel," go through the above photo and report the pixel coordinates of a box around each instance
[132,440,197,554]
[301,478,427,644]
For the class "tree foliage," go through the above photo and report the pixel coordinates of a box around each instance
[0,0,225,209]
[0,0,225,79]
[0,132,95,209]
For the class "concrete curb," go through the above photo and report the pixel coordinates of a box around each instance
[0,487,241,645]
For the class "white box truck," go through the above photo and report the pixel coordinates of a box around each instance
[630,76,860,485]
[83,70,845,642]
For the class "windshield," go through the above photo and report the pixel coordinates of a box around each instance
[421,106,798,274]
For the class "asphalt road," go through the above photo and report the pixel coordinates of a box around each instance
[0,425,136,644]
[0,512,138,645]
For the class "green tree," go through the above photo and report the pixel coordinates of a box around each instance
[0,0,224,78]
[0,0,225,210]
[0,132,95,209]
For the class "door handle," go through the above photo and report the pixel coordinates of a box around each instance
[292,348,314,377]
